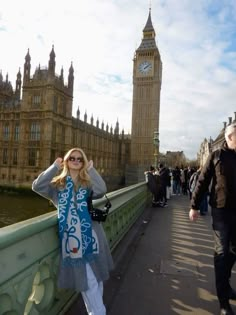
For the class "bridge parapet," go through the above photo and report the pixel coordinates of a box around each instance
[0,182,149,315]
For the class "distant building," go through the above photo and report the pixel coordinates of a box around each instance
[165,151,186,168]
[198,138,212,167]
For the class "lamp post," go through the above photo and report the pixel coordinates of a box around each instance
[153,130,160,168]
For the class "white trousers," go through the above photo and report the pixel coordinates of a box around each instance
[81,263,106,315]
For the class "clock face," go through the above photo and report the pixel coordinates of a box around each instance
[138,61,152,74]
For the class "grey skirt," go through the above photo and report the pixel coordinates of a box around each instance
[57,221,114,292]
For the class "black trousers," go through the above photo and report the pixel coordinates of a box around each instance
[160,185,167,203]
[212,208,236,304]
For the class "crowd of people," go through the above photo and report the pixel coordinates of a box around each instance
[145,163,201,208]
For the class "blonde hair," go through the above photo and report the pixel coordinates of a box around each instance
[51,148,91,188]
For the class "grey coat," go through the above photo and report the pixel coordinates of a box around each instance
[32,163,114,292]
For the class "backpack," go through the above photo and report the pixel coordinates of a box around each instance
[189,172,199,193]
[189,150,222,194]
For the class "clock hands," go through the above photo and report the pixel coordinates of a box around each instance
[138,61,152,74]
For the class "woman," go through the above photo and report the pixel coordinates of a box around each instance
[32,148,114,315]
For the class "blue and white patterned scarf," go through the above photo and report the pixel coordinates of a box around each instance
[58,176,99,266]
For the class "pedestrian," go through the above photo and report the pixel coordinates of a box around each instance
[145,166,162,207]
[159,163,170,207]
[172,166,181,195]
[32,148,114,315]
[181,166,188,195]
[189,123,236,315]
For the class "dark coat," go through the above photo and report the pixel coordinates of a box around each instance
[172,167,181,183]
[159,167,170,187]
[146,172,161,197]
[191,142,236,210]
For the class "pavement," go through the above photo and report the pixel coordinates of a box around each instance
[65,194,236,315]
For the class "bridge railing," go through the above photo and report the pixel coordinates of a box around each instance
[0,182,150,315]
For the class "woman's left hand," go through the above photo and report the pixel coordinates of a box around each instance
[88,160,93,170]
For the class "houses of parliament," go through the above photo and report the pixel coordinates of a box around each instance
[0,11,162,190]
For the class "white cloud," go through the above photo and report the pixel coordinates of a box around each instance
[1,0,236,159]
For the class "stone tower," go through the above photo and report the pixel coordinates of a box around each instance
[127,9,162,183]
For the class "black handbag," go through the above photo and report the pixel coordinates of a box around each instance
[87,191,112,222]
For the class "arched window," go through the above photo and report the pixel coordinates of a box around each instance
[13,149,18,165]
[3,124,10,140]
[30,122,40,141]
[14,124,20,141]
[3,148,8,164]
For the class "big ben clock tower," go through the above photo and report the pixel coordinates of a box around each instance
[127,9,162,183]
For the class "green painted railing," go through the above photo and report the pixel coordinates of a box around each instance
[0,182,149,315]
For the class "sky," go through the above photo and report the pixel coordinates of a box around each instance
[1,0,236,160]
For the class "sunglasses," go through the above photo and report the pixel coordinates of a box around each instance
[68,156,84,162]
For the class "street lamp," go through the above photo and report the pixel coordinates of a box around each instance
[153,130,160,168]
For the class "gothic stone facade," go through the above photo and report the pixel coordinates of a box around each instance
[0,47,130,191]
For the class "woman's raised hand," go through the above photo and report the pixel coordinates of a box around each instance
[87,160,93,170]
[55,157,64,170]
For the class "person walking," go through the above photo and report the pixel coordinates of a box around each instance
[145,166,162,207]
[189,123,236,315]
[32,148,114,315]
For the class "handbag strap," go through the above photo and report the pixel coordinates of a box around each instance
[103,194,112,213]
[87,191,112,211]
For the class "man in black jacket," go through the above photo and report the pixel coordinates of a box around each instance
[189,123,236,315]
[159,163,170,207]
